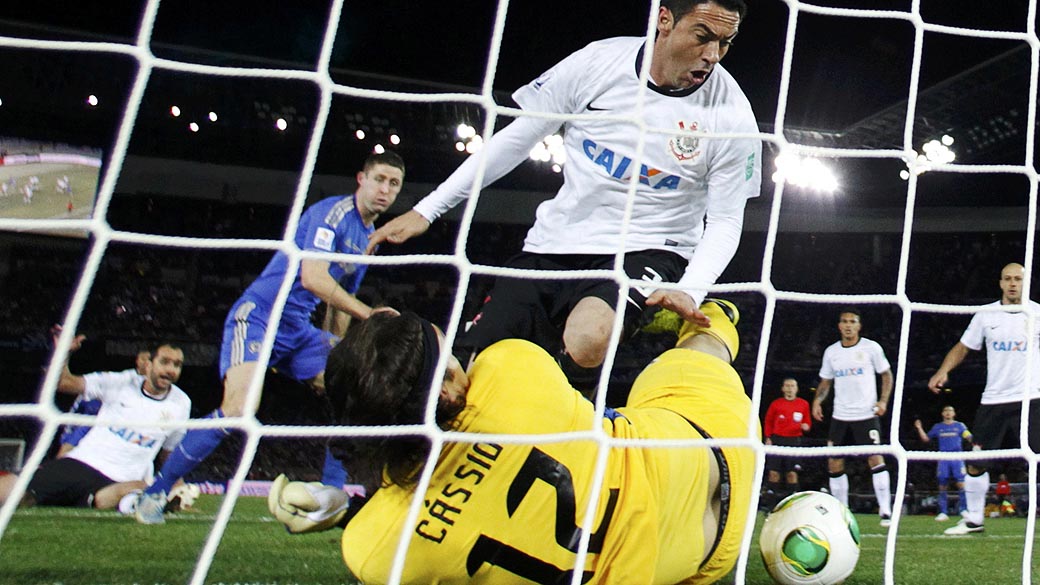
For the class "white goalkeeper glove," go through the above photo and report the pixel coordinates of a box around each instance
[267,473,349,534]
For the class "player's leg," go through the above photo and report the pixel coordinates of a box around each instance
[764,456,783,509]
[454,253,557,367]
[785,468,799,495]
[142,361,251,503]
[0,472,24,506]
[26,458,113,508]
[560,250,687,393]
[627,298,753,582]
[561,295,614,369]
[291,328,356,490]
[93,480,147,509]
[854,416,892,524]
[946,404,1007,534]
[826,419,851,508]
[137,301,268,523]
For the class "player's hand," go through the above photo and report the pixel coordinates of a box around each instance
[50,324,86,352]
[927,372,947,394]
[267,474,349,534]
[874,402,887,417]
[764,437,773,445]
[811,402,824,422]
[913,419,923,430]
[645,290,709,327]
[800,423,810,432]
[369,306,400,318]
[366,210,431,254]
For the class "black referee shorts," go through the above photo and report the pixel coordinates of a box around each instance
[455,249,687,359]
[27,457,115,507]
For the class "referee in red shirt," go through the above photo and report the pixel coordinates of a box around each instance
[763,377,812,508]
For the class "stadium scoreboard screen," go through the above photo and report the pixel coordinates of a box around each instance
[0,136,102,229]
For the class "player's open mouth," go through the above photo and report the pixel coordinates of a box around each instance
[689,70,709,84]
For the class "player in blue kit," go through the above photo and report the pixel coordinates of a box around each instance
[914,406,972,521]
[133,152,405,524]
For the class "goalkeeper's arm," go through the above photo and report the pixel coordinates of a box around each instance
[267,474,355,534]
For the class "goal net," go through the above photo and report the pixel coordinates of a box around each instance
[0,1,1037,584]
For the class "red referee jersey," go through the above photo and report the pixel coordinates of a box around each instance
[764,397,811,437]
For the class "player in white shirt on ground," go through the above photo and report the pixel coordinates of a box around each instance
[367,0,761,392]
[812,309,895,527]
[0,333,191,511]
[928,262,1040,535]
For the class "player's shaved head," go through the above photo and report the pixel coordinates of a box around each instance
[1000,262,1025,304]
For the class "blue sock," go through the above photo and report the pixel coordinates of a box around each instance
[146,409,229,495]
[938,490,948,514]
[320,445,347,489]
[957,488,967,513]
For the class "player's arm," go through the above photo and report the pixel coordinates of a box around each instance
[875,368,893,416]
[811,378,831,422]
[928,342,971,393]
[322,305,352,338]
[913,419,930,443]
[366,116,560,253]
[51,325,87,395]
[300,259,374,320]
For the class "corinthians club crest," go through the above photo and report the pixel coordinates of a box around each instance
[668,120,702,161]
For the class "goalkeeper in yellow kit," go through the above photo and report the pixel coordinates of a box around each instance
[269,299,757,584]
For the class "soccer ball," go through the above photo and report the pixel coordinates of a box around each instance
[760,491,861,585]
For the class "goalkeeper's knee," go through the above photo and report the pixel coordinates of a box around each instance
[676,299,740,360]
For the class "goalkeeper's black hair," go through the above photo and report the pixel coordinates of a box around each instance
[661,0,748,22]
[324,312,463,493]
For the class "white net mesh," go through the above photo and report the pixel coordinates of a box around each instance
[0,1,1039,584]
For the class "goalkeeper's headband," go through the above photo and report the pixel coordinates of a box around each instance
[413,317,442,402]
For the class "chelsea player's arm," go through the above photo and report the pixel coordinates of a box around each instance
[299,258,374,320]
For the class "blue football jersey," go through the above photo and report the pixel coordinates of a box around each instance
[928,421,970,452]
[241,195,372,321]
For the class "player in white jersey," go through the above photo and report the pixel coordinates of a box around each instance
[811,309,895,527]
[367,0,761,392]
[928,262,1040,535]
[56,348,151,459]
[0,336,191,510]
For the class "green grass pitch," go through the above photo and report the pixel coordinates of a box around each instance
[0,495,1037,584]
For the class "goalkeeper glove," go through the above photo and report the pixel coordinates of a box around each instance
[267,473,349,534]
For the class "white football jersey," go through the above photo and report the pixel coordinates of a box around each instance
[960,300,1040,405]
[67,370,191,483]
[819,337,892,421]
[415,37,761,298]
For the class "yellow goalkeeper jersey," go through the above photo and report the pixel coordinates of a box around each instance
[342,339,756,584]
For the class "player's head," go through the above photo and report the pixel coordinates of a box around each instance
[134,350,151,375]
[325,312,468,490]
[836,308,861,343]
[355,151,405,224]
[144,343,184,395]
[1000,262,1025,305]
[653,0,745,90]
[781,377,799,400]
[941,405,955,421]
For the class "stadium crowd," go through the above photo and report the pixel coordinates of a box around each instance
[0,192,1032,509]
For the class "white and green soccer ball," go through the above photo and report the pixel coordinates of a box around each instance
[759,491,861,585]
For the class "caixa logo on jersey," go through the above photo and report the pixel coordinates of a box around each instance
[991,340,1028,352]
[108,427,159,448]
[833,367,864,377]
[582,139,681,190]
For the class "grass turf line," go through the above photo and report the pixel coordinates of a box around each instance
[1,496,1038,584]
